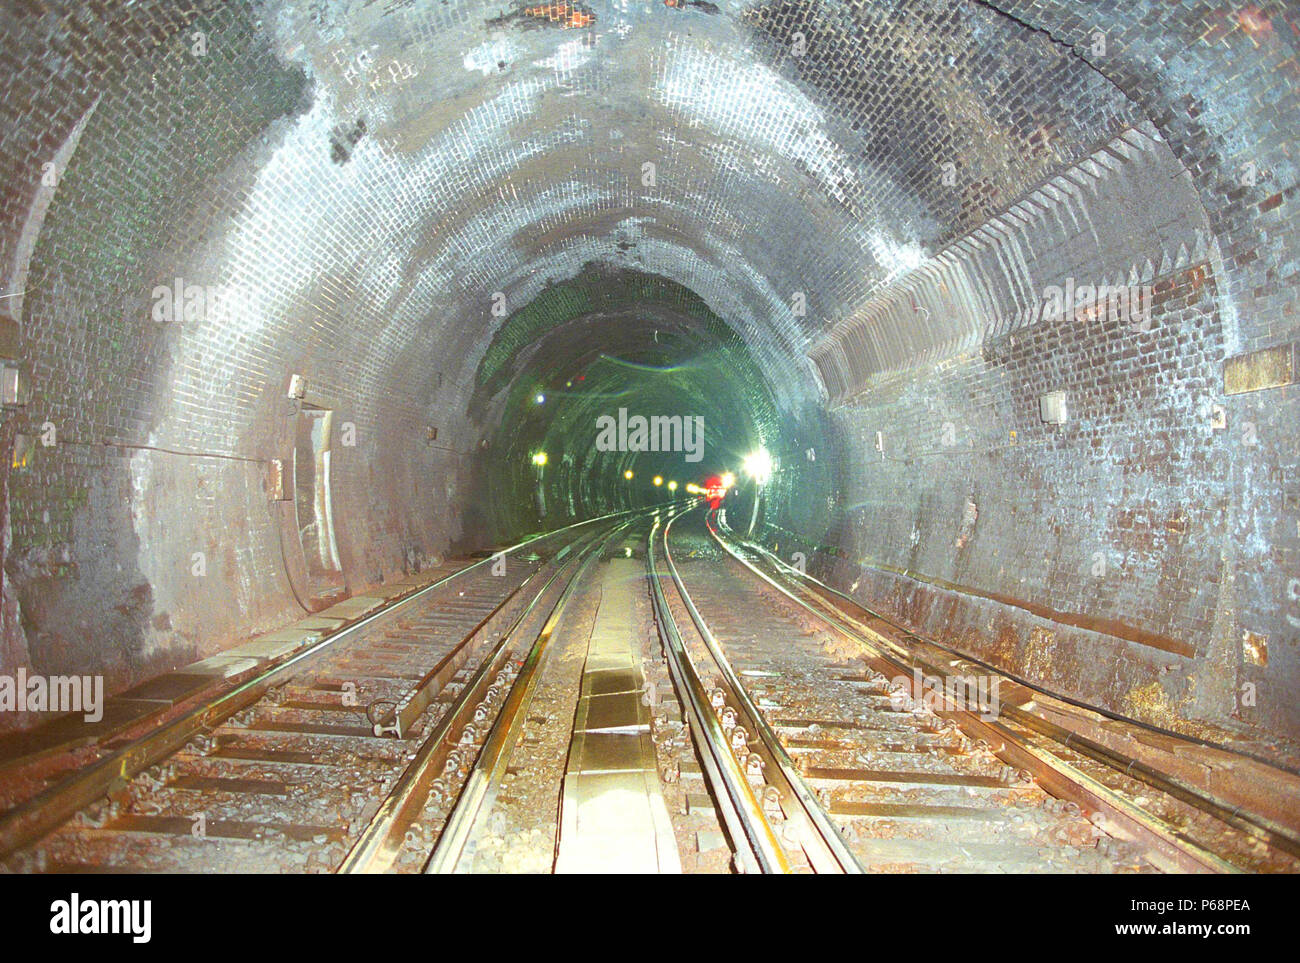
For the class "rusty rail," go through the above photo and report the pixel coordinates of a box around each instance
[709,510,1300,873]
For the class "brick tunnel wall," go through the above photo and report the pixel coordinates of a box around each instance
[788,268,1300,742]
[0,1,1295,743]
[803,264,1253,731]
[782,2,1300,741]
[0,3,478,711]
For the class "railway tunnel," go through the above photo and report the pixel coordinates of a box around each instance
[0,0,1298,881]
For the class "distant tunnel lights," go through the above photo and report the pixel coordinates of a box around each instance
[742,448,772,485]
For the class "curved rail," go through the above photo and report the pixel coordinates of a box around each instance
[0,511,638,863]
[707,511,1300,873]
[422,520,632,874]
[647,509,790,873]
[658,508,863,873]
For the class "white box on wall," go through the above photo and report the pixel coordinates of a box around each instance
[1039,390,1068,425]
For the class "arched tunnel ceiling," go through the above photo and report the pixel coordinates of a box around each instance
[1,0,1298,741]
[246,0,1140,413]
[6,0,1153,458]
[470,264,780,429]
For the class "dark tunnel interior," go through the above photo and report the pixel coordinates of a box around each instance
[469,266,828,542]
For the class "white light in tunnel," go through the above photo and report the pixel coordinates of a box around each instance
[668,480,678,492]
[535,393,546,405]
[742,448,772,485]
[720,471,735,489]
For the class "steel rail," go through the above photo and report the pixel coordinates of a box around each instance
[339,528,612,873]
[0,511,636,862]
[727,522,1300,777]
[423,521,631,874]
[659,509,863,874]
[705,512,1260,873]
[647,510,790,874]
[372,564,549,738]
[717,518,1300,863]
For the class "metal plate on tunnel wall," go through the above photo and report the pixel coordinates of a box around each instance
[1224,342,1296,395]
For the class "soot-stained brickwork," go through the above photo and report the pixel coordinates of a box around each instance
[786,263,1267,732]
[0,1,1295,744]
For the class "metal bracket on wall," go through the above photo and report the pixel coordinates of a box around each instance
[0,312,28,409]
[266,458,291,501]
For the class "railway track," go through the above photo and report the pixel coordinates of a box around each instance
[646,505,1300,874]
[3,501,1297,875]
[0,514,634,873]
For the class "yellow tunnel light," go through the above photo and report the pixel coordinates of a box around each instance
[667,480,678,492]
[624,469,634,480]
[531,451,548,467]
[652,475,663,487]
[720,471,736,489]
